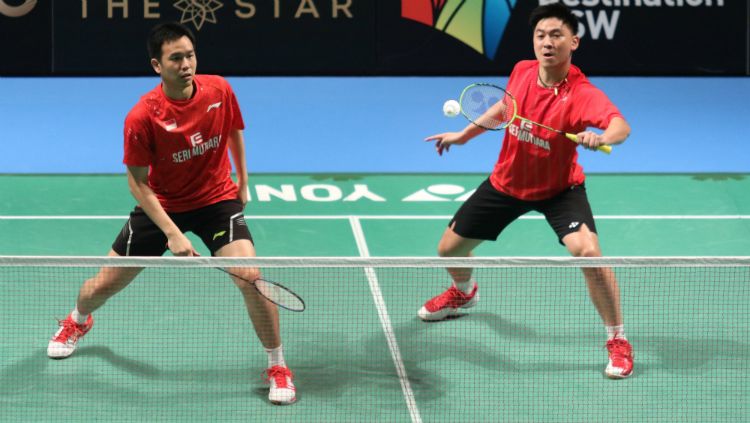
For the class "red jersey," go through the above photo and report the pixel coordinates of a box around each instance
[123,75,245,212]
[490,61,623,200]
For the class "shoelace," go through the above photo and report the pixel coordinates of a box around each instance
[53,318,85,342]
[428,286,470,309]
[606,339,633,359]
[264,366,294,388]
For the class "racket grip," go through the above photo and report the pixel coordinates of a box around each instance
[565,133,579,143]
[565,133,612,155]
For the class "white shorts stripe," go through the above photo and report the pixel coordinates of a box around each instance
[228,212,243,243]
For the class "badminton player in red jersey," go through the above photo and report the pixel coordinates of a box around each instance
[419,4,634,379]
[47,23,296,404]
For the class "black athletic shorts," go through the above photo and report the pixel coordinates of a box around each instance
[450,179,597,244]
[112,199,253,256]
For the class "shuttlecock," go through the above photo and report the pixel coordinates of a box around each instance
[443,99,460,118]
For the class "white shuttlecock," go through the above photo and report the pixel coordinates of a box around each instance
[443,99,460,118]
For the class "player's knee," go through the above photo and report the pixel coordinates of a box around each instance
[437,242,460,257]
[438,224,477,257]
[229,268,261,289]
[79,270,138,300]
[572,244,601,258]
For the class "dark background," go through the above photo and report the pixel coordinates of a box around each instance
[1,0,747,76]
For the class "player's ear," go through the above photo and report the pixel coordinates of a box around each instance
[150,58,162,75]
[570,34,580,52]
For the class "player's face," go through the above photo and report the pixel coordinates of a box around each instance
[151,36,197,91]
[533,18,579,68]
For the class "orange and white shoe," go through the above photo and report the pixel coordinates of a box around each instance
[417,283,478,321]
[47,314,93,359]
[605,338,634,379]
[264,365,296,405]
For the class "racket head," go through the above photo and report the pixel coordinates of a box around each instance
[458,83,516,131]
[254,278,306,312]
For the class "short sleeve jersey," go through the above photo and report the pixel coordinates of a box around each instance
[123,75,245,212]
[489,60,623,200]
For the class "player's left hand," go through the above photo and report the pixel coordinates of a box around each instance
[237,183,249,206]
[575,131,605,151]
[425,132,468,156]
[168,233,199,256]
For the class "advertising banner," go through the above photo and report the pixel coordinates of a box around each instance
[1,0,747,76]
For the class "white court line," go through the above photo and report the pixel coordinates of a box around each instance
[0,215,748,220]
[348,217,422,423]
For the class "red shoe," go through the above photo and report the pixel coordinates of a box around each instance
[417,283,478,321]
[605,338,634,379]
[264,365,296,405]
[47,314,93,359]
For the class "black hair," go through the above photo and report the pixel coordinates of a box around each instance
[529,3,579,35]
[147,22,196,60]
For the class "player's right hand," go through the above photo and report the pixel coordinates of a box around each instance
[168,233,199,256]
[425,132,468,156]
[575,130,605,151]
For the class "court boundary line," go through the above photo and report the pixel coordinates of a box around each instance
[348,217,422,423]
[1,215,749,220]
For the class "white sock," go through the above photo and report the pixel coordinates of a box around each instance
[453,279,475,294]
[606,325,626,340]
[71,306,89,325]
[265,345,286,368]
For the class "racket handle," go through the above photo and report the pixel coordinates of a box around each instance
[565,133,612,155]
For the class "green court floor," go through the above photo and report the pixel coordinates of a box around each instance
[0,174,748,422]
[1,173,749,257]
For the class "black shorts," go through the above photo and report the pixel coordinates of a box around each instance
[112,199,253,256]
[450,179,597,244]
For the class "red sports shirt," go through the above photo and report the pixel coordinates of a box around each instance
[490,60,623,200]
[123,75,245,212]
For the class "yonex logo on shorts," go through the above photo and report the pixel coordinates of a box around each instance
[569,222,579,229]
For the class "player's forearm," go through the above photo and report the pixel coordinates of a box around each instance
[601,117,630,145]
[228,129,248,185]
[460,122,486,141]
[131,184,182,237]
[126,168,181,238]
[459,100,505,142]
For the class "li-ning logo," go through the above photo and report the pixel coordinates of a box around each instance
[0,0,37,17]
[174,0,224,30]
[401,0,517,60]
[207,101,222,112]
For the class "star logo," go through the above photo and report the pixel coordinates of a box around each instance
[173,0,223,31]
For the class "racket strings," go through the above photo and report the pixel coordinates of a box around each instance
[255,279,305,312]
[460,85,515,130]
[216,267,305,312]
